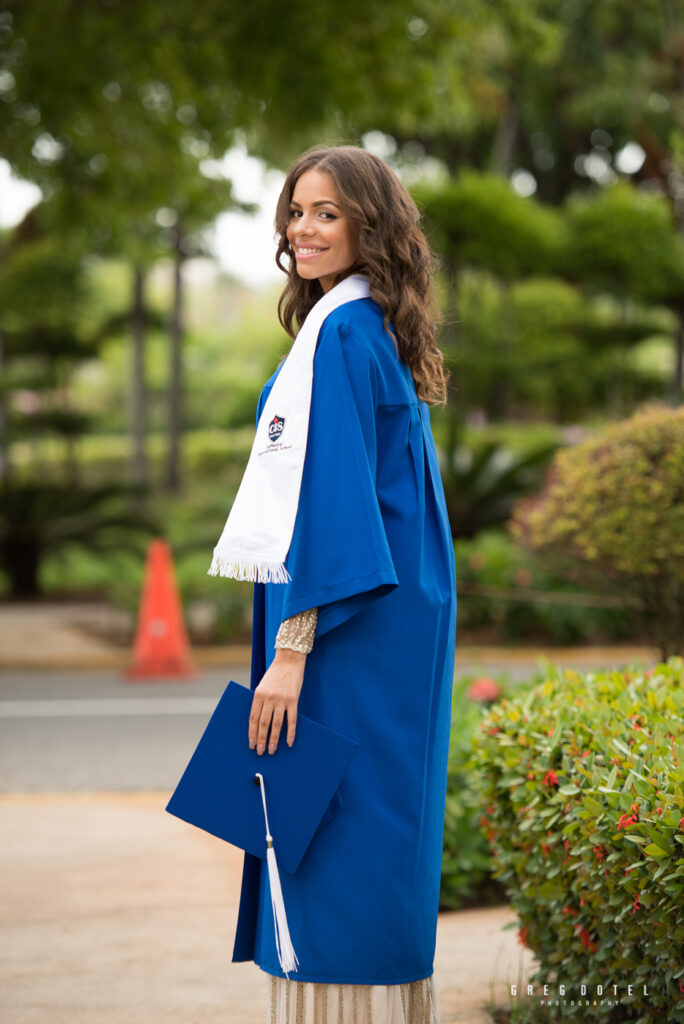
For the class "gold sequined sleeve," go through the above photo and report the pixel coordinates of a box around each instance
[274,607,319,654]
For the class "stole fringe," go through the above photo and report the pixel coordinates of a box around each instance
[207,550,292,584]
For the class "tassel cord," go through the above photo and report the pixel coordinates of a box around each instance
[255,772,299,976]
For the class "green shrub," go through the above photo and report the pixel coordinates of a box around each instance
[511,405,684,658]
[454,531,632,645]
[471,660,684,1023]
[441,672,529,910]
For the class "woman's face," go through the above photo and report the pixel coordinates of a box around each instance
[286,168,357,293]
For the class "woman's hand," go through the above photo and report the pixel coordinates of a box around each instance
[249,648,307,755]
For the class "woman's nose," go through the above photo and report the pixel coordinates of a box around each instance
[294,214,315,235]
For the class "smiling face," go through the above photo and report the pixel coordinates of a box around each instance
[286,168,357,293]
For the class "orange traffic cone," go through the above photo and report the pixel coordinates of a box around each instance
[125,538,197,680]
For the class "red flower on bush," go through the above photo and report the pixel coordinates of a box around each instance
[679,816,684,830]
[574,924,598,952]
[543,769,559,787]
[467,676,502,703]
[632,892,641,914]
[488,726,500,736]
[593,844,605,861]
[617,803,640,830]
[517,925,530,947]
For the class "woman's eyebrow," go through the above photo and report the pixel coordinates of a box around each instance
[290,199,341,209]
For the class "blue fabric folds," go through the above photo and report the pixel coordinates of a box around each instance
[232,296,457,985]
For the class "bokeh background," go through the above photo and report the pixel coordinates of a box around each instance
[2,0,684,649]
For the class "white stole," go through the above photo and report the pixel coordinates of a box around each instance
[208,274,371,583]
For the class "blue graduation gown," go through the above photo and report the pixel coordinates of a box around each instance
[232,296,457,984]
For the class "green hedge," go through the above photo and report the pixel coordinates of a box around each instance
[441,673,511,909]
[471,660,684,1023]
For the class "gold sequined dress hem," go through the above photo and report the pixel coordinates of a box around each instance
[267,973,441,1024]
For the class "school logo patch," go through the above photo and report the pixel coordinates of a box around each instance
[268,415,285,443]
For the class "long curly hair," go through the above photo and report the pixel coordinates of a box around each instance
[274,146,449,406]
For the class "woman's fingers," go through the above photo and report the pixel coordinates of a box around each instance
[255,700,275,755]
[286,704,297,748]
[268,706,286,754]
[249,697,297,755]
[248,693,263,750]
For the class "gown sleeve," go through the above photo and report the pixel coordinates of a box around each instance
[276,311,399,637]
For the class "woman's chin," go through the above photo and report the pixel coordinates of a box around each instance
[294,263,320,279]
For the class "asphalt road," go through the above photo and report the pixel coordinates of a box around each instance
[0,667,250,793]
[0,646,653,794]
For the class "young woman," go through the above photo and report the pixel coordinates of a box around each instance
[210,145,456,1024]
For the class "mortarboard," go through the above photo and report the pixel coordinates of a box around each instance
[166,680,359,974]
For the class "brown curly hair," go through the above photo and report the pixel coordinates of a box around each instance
[274,145,449,406]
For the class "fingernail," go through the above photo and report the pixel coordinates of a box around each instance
[257,744,264,755]
[269,745,276,755]
[249,740,255,750]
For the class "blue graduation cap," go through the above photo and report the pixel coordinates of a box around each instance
[166,680,358,974]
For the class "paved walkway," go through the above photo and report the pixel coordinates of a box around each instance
[0,793,534,1024]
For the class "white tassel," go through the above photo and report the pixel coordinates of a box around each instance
[207,551,292,583]
[255,772,299,976]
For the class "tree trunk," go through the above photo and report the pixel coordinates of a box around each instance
[130,265,148,489]
[0,320,8,484]
[490,95,519,176]
[672,311,683,407]
[489,283,514,420]
[1,537,42,597]
[166,226,184,493]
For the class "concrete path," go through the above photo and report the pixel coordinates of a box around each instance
[0,793,533,1024]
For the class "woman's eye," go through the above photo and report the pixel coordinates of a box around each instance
[289,209,302,219]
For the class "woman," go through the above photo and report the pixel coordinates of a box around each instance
[210,145,456,1024]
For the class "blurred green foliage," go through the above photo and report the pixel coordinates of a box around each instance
[511,405,684,658]
[3,0,684,638]
[454,531,633,646]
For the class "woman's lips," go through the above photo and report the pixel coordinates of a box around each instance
[294,246,328,261]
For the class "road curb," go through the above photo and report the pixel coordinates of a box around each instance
[0,644,657,672]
